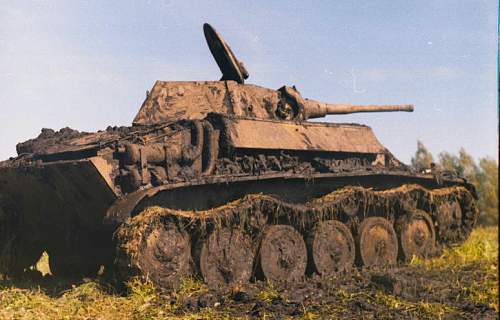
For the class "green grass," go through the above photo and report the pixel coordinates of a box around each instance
[256,282,281,303]
[0,227,497,319]
[410,226,499,312]
[330,279,459,319]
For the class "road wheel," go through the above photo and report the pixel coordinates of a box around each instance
[115,220,192,289]
[259,224,307,282]
[309,220,355,275]
[397,210,435,261]
[357,217,398,267]
[199,227,254,289]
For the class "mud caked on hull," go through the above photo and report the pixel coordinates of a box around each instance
[0,23,478,289]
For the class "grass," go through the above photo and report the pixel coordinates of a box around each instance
[175,277,209,300]
[372,291,458,320]
[256,282,281,303]
[0,275,227,319]
[331,280,459,319]
[0,227,497,319]
[411,226,499,312]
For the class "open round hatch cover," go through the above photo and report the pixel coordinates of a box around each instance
[203,23,248,84]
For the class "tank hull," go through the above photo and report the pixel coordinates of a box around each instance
[0,160,116,274]
[0,158,477,280]
[0,116,478,282]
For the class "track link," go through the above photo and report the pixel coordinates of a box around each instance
[114,184,478,290]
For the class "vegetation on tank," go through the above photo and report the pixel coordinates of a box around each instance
[114,183,478,289]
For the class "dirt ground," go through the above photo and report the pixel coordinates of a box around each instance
[168,265,497,319]
[0,227,497,320]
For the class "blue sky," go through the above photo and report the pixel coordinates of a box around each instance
[0,0,497,163]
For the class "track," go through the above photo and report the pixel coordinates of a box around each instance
[114,184,478,290]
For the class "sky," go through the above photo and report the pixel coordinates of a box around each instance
[0,0,497,163]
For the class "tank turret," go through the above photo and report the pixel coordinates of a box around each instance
[132,24,413,125]
[132,80,414,125]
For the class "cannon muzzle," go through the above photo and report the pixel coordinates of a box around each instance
[304,100,414,119]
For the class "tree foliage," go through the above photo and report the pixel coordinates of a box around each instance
[411,140,434,171]
[412,142,498,226]
[477,158,499,225]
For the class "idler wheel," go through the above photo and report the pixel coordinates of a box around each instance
[436,201,463,242]
[309,220,355,275]
[397,210,435,261]
[259,225,307,282]
[130,222,192,289]
[200,228,254,289]
[357,217,398,267]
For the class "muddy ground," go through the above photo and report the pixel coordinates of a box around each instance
[2,263,495,319]
[165,266,497,319]
[0,227,497,319]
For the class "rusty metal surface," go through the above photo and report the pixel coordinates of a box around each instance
[0,159,118,274]
[303,100,414,118]
[278,86,413,120]
[0,161,117,225]
[133,81,228,125]
[133,80,413,126]
[14,126,131,158]
[203,23,248,83]
[133,81,280,125]
[223,117,385,153]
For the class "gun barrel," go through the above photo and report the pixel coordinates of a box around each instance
[304,100,414,119]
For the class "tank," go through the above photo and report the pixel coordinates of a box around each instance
[0,24,478,289]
